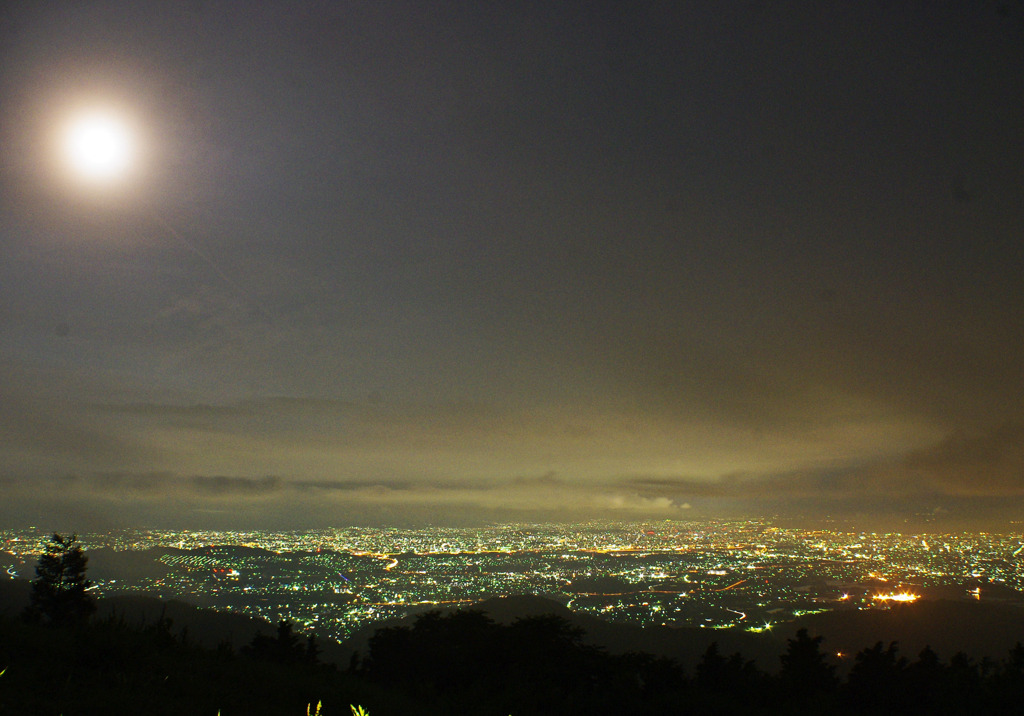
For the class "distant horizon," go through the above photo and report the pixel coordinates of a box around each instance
[4,513,1023,539]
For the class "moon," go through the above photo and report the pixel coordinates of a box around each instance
[62,110,135,182]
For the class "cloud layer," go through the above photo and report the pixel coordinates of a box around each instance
[2,2,1023,530]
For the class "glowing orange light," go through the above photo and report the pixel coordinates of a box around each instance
[872,592,919,603]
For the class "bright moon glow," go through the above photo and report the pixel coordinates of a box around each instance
[62,111,134,182]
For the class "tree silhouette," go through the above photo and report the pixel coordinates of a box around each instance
[304,632,321,664]
[847,641,907,709]
[991,642,1024,711]
[695,641,761,693]
[24,533,96,626]
[944,650,983,711]
[360,609,658,714]
[363,610,503,692]
[779,628,837,696]
[245,619,314,665]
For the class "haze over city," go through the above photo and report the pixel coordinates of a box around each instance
[2,2,1023,531]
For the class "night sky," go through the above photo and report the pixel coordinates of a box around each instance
[2,1,1023,530]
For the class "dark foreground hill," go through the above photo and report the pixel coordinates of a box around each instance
[5,579,1024,714]
[341,593,1024,675]
[793,598,1024,668]
[0,577,348,665]
[0,610,411,716]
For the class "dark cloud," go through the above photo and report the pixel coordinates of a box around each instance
[618,422,1024,525]
[80,471,178,494]
[0,389,159,476]
[295,479,415,493]
[5,415,1023,528]
[0,470,686,531]
[191,475,283,496]
[899,423,1024,497]
[511,472,562,487]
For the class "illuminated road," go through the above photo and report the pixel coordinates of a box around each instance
[361,599,476,608]
[350,551,400,570]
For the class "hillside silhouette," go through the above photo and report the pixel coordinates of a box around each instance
[5,573,1024,714]
[794,598,1024,669]
[0,575,351,665]
[340,592,1024,675]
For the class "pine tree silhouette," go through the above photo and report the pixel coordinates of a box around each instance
[24,533,96,626]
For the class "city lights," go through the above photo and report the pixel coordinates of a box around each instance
[3,521,1020,643]
[872,592,920,603]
